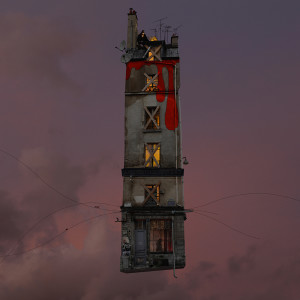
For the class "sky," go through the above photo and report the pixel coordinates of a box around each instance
[0,0,300,299]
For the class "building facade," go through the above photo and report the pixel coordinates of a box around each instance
[120,9,186,273]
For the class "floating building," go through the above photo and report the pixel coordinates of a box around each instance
[120,8,186,273]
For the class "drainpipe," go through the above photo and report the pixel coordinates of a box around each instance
[172,211,177,278]
[173,64,178,279]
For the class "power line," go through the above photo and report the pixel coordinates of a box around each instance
[0,211,120,259]
[0,148,119,209]
[193,209,219,215]
[193,211,260,240]
[2,202,118,261]
[191,192,300,209]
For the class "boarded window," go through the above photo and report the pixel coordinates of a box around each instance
[144,185,160,205]
[144,106,160,130]
[147,45,162,61]
[150,219,172,253]
[145,75,158,92]
[145,143,160,167]
[142,73,159,92]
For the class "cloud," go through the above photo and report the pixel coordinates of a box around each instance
[0,12,84,89]
[0,147,105,259]
[0,221,191,300]
[228,245,256,275]
[0,190,26,250]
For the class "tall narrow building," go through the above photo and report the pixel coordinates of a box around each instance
[120,8,186,273]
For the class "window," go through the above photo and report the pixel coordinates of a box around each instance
[147,45,162,61]
[148,50,155,61]
[145,143,160,167]
[135,219,146,230]
[144,185,160,205]
[150,219,173,253]
[142,73,159,92]
[145,75,158,92]
[144,106,160,130]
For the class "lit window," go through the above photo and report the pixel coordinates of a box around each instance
[145,75,158,92]
[148,50,155,61]
[150,219,172,253]
[144,106,160,130]
[142,73,159,92]
[145,143,160,167]
[147,45,162,61]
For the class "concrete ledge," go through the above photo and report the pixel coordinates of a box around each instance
[122,168,184,177]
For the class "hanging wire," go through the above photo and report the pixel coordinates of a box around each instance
[0,210,120,259]
[2,201,118,262]
[0,147,119,209]
[193,211,260,240]
[193,209,219,215]
[191,192,300,209]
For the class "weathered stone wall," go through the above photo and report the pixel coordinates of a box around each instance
[120,212,186,272]
[123,177,184,207]
[124,93,182,169]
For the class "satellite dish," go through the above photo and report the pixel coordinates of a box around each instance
[121,53,132,63]
[119,40,126,51]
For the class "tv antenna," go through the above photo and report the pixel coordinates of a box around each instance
[150,28,158,38]
[173,24,183,35]
[163,25,172,42]
[152,17,167,40]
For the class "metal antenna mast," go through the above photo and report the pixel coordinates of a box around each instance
[164,25,172,42]
[150,28,158,37]
[173,24,183,35]
[152,17,167,40]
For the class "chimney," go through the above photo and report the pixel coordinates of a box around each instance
[171,34,178,47]
[127,8,138,49]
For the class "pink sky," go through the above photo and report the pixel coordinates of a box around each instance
[1,1,300,299]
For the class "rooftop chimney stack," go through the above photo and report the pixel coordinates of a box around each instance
[127,8,138,49]
[171,34,179,47]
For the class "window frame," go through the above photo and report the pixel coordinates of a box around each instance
[144,184,160,205]
[144,74,158,92]
[149,219,173,253]
[144,106,160,130]
[144,143,161,168]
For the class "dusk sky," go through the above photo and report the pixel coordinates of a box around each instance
[1,0,300,299]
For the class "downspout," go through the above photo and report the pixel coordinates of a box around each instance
[172,211,177,278]
[173,64,178,279]
[175,64,178,204]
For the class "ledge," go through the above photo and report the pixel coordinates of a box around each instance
[122,168,184,177]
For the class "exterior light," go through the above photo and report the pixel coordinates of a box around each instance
[182,157,189,165]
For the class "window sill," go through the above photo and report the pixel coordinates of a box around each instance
[143,129,161,133]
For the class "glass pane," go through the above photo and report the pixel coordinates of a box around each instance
[145,145,150,167]
[153,145,160,167]
[155,113,160,127]
[148,51,154,61]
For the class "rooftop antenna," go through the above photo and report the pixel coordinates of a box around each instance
[150,28,158,38]
[163,25,172,42]
[173,24,183,35]
[152,17,167,40]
